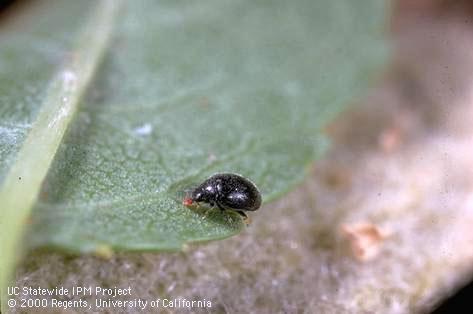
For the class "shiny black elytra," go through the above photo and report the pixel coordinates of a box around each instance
[184,173,262,219]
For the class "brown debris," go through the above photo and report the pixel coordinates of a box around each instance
[341,222,390,262]
[379,125,403,153]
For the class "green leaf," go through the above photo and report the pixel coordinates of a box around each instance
[0,0,121,309]
[0,0,386,284]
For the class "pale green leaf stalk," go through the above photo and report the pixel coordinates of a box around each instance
[0,0,121,310]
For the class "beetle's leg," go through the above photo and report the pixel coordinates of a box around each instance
[200,206,214,219]
[216,202,226,212]
[236,210,251,225]
[236,210,248,218]
[196,202,213,218]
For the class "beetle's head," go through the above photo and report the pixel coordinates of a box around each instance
[191,184,216,203]
[192,190,203,202]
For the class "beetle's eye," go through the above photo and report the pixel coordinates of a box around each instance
[194,192,202,201]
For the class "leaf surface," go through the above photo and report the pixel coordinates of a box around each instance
[0,0,121,309]
[0,0,387,255]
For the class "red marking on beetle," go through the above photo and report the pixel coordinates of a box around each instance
[183,198,194,206]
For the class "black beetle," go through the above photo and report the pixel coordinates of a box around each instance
[183,173,262,220]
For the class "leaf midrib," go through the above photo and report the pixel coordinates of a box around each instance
[0,0,122,311]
